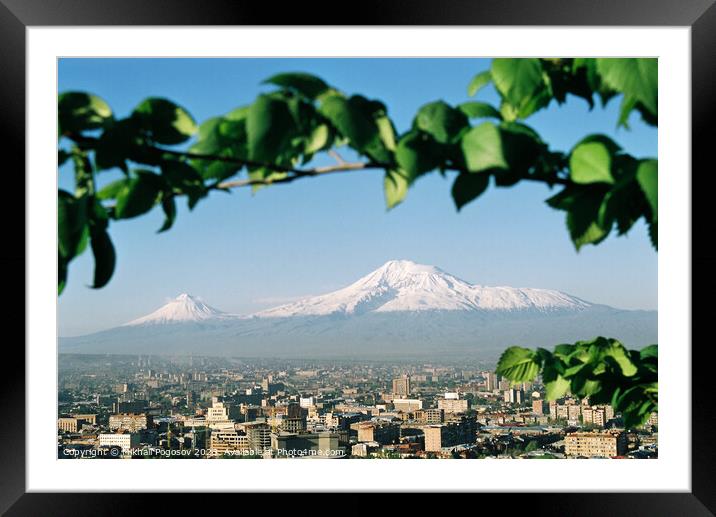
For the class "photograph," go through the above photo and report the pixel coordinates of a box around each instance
[56,57,659,462]
[1,5,706,509]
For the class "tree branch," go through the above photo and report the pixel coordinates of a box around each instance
[216,161,381,189]
[65,133,573,190]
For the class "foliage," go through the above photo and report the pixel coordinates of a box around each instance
[57,60,658,428]
[57,58,657,293]
[496,337,657,428]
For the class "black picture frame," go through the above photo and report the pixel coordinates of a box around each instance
[1,0,712,514]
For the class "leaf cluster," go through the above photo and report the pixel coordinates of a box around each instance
[58,59,658,292]
[495,337,657,428]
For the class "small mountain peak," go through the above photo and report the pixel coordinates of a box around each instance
[124,293,228,326]
[375,260,441,277]
[380,259,429,269]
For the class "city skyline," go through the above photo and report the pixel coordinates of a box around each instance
[57,354,657,460]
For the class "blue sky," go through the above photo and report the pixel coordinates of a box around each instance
[58,58,657,336]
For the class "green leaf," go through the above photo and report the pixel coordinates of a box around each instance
[569,141,614,185]
[605,340,638,377]
[247,167,289,193]
[58,150,71,166]
[384,169,409,210]
[58,191,89,260]
[114,172,162,219]
[161,161,203,190]
[94,118,141,171]
[575,134,622,155]
[395,131,442,181]
[451,173,490,211]
[490,59,544,109]
[247,94,297,163]
[158,194,176,233]
[640,345,658,360]
[376,116,397,152]
[597,179,644,236]
[262,72,330,99]
[636,159,658,221]
[458,102,502,121]
[467,70,492,97]
[319,95,385,158]
[132,97,197,145]
[97,179,127,201]
[544,375,571,400]
[648,219,658,250]
[89,227,116,289]
[496,347,541,382]
[414,101,468,145]
[498,122,545,180]
[562,186,611,250]
[461,122,508,172]
[58,255,68,295]
[58,92,113,135]
[304,124,331,155]
[617,95,638,129]
[596,58,657,116]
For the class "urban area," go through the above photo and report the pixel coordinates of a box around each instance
[58,354,658,460]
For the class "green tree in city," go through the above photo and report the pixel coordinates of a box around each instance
[57,58,658,426]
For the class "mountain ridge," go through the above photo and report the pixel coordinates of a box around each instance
[254,259,592,318]
[60,260,657,359]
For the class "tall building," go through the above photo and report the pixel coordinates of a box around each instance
[438,398,469,414]
[109,413,152,433]
[532,399,548,416]
[414,409,444,424]
[568,404,582,422]
[565,431,627,458]
[206,399,241,423]
[503,389,524,405]
[392,375,411,396]
[243,422,271,453]
[485,372,498,392]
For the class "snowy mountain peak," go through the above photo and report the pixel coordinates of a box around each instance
[254,260,591,318]
[124,293,229,326]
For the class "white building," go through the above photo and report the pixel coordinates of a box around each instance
[99,433,140,454]
[438,398,470,413]
[206,400,240,423]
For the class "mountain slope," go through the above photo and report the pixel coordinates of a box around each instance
[254,260,591,317]
[60,260,657,359]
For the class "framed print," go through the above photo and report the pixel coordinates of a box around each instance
[2,0,713,514]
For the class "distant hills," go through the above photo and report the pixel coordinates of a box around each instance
[60,260,657,360]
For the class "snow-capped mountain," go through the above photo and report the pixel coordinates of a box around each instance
[124,293,231,326]
[60,260,657,359]
[254,259,591,317]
